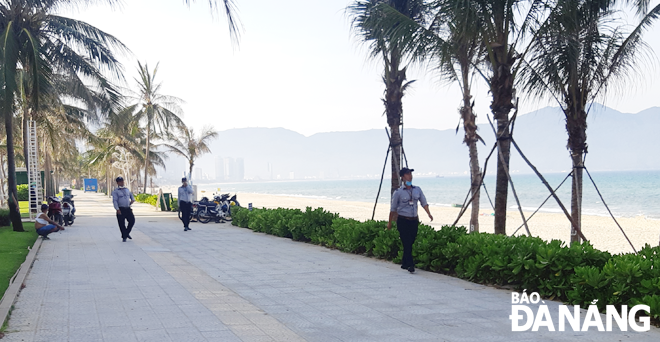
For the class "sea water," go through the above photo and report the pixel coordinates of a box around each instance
[197,170,660,219]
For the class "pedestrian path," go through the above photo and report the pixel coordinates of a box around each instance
[2,191,659,341]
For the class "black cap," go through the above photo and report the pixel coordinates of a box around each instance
[115,176,124,182]
[399,168,415,177]
[182,177,187,182]
[41,204,49,211]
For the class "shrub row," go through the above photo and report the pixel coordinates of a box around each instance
[134,193,178,211]
[0,208,10,227]
[231,205,660,319]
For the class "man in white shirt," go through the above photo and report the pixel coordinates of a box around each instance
[112,176,135,242]
[178,178,194,231]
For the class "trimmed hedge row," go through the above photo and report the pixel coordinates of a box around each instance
[0,208,10,226]
[231,205,660,319]
[135,193,179,211]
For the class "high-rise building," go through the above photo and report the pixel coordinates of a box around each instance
[194,168,202,181]
[223,157,235,181]
[236,158,245,181]
[215,157,224,181]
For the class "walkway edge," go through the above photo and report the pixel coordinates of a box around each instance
[0,237,42,329]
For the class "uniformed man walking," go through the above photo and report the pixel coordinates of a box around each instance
[387,168,434,273]
[112,176,136,242]
[178,178,194,231]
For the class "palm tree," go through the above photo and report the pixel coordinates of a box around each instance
[1,0,126,231]
[88,105,148,193]
[522,0,660,242]
[185,0,241,44]
[127,62,184,194]
[163,125,218,182]
[348,0,427,195]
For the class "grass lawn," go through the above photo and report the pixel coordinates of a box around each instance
[18,201,44,218]
[0,223,37,304]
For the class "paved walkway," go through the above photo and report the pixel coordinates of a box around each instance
[3,191,660,342]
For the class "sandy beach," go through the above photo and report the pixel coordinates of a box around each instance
[157,185,659,255]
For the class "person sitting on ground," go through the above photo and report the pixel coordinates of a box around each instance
[35,204,65,239]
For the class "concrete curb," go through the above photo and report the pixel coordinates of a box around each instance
[0,236,43,328]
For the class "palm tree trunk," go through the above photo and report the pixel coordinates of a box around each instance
[390,124,402,195]
[22,110,29,171]
[462,103,481,233]
[143,124,151,194]
[0,152,6,206]
[44,148,54,197]
[566,107,587,244]
[385,48,405,195]
[460,63,480,233]
[490,53,515,235]
[5,109,24,231]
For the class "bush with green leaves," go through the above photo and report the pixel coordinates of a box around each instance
[230,205,659,320]
[0,208,10,227]
[17,184,29,201]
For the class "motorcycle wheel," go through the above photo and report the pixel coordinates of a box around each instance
[197,209,211,224]
[65,216,74,226]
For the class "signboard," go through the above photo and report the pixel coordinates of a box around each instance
[83,178,98,192]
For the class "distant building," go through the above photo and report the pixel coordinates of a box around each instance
[223,157,235,181]
[215,157,224,180]
[194,168,202,181]
[236,158,245,181]
[289,172,295,180]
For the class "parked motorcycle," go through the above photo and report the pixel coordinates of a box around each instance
[62,194,76,226]
[47,196,63,226]
[197,194,233,224]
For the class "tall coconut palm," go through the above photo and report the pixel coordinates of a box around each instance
[364,0,486,231]
[185,0,241,44]
[349,0,428,195]
[522,0,660,242]
[465,0,551,234]
[127,62,184,194]
[1,0,126,231]
[163,125,218,182]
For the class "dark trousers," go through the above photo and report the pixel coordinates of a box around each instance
[117,207,135,239]
[180,201,192,228]
[397,217,419,268]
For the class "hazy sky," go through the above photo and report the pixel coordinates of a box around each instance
[63,0,660,137]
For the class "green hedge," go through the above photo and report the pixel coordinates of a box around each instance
[231,205,660,320]
[17,184,28,201]
[135,193,158,206]
[0,208,10,227]
[134,193,178,211]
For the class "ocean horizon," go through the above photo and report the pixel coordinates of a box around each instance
[174,170,660,220]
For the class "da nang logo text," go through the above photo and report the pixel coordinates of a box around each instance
[509,291,651,332]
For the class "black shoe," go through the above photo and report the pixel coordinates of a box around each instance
[184,227,188,231]
[122,238,127,242]
[42,236,50,240]
[127,235,132,239]
[401,265,407,270]
[408,266,415,273]
[187,227,191,230]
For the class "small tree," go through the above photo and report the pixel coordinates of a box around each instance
[164,125,218,182]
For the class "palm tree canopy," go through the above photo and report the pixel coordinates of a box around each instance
[521,0,660,115]
[184,0,242,45]
[131,61,185,133]
[164,125,218,164]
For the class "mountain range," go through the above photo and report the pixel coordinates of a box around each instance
[159,104,660,183]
